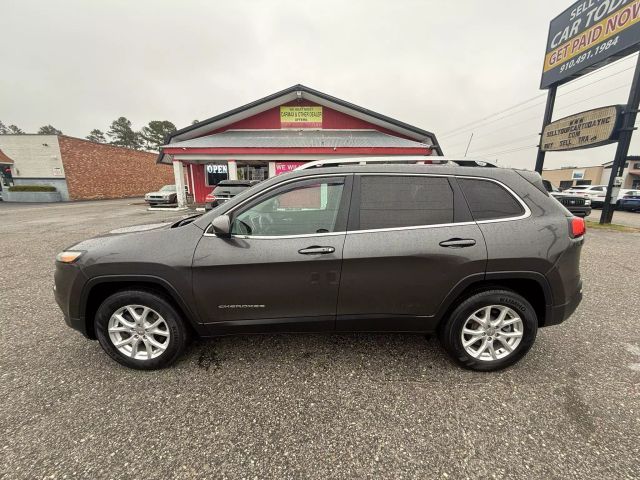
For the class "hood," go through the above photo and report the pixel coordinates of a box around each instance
[65,215,202,252]
[67,221,173,251]
[550,192,585,199]
[146,190,174,196]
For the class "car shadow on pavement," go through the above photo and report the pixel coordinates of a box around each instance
[178,333,496,382]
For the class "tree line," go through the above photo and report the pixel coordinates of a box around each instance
[0,118,199,151]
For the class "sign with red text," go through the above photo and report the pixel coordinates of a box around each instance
[275,161,306,175]
[541,0,640,88]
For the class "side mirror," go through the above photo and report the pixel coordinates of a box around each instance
[211,215,231,237]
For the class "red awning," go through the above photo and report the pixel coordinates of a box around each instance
[0,148,14,165]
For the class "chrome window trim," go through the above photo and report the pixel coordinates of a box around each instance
[203,172,531,238]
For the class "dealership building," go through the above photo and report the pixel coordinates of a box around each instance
[543,158,640,190]
[158,85,442,205]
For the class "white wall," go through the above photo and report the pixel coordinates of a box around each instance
[0,135,69,200]
[0,135,65,178]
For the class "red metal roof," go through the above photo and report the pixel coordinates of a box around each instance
[0,148,14,164]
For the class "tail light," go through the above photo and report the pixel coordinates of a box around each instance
[570,217,586,238]
[206,193,216,202]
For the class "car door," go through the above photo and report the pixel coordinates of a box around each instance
[192,175,352,333]
[336,174,487,332]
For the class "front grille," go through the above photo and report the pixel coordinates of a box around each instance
[561,197,585,207]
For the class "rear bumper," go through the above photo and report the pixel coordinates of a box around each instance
[545,282,583,327]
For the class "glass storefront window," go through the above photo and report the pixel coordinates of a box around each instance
[206,164,229,186]
[237,163,268,181]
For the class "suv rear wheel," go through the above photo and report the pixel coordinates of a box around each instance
[95,290,189,370]
[439,289,538,371]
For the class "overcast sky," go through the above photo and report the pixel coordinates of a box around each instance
[1,0,638,170]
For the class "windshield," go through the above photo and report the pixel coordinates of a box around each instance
[160,185,176,192]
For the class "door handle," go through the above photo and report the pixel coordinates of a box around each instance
[439,238,476,248]
[298,246,336,255]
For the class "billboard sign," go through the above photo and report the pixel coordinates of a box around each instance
[280,106,323,128]
[541,0,640,88]
[541,105,622,151]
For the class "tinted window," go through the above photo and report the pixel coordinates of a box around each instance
[232,178,344,236]
[358,176,453,229]
[459,178,524,221]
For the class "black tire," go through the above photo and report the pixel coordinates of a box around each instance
[439,289,538,372]
[95,290,189,370]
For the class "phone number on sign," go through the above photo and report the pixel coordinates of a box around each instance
[559,36,621,74]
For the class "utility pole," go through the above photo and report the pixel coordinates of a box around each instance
[464,133,474,157]
[534,85,558,174]
[600,53,640,224]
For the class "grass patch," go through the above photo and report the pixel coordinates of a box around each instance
[8,185,57,192]
[586,220,640,233]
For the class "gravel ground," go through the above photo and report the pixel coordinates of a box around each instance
[0,199,638,479]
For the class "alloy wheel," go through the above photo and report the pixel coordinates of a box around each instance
[460,305,524,362]
[107,305,170,360]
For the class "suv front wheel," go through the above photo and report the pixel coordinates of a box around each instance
[439,289,538,371]
[95,290,189,370]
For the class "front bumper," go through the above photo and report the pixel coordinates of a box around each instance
[145,197,175,205]
[54,262,91,337]
[567,206,591,217]
[545,282,583,327]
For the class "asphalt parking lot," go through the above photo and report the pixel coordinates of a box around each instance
[1,199,639,479]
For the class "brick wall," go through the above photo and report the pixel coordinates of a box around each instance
[58,136,174,200]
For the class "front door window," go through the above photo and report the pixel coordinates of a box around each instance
[231,177,346,236]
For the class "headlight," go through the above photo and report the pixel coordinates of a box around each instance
[585,199,591,205]
[56,251,83,263]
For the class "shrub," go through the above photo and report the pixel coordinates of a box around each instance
[8,185,57,192]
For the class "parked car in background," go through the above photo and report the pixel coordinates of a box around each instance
[204,180,259,211]
[563,185,637,208]
[144,185,189,206]
[618,190,640,212]
[54,158,584,372]
[543,180,591,217]
[563,185,607,207]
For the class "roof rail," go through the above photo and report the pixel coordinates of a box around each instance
[295,156,497,170]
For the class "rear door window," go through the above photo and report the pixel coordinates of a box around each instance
[357,176,454,230]
[458,178,524,221]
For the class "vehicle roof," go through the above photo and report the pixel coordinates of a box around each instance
[192,163,545,230]
[283,163,522,179]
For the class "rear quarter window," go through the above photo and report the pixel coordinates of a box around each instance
[458,178,525,221]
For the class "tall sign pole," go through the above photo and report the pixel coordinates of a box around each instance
[539,0,640,223]
[534,85,557,173]
[600,52,640,224]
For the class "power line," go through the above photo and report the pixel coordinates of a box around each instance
[477,145,538,157]
[467,83,635,158]
[440,54,639,139]
[447,82,632,155]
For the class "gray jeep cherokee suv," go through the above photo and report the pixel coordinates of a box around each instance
[54,159,584,371]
